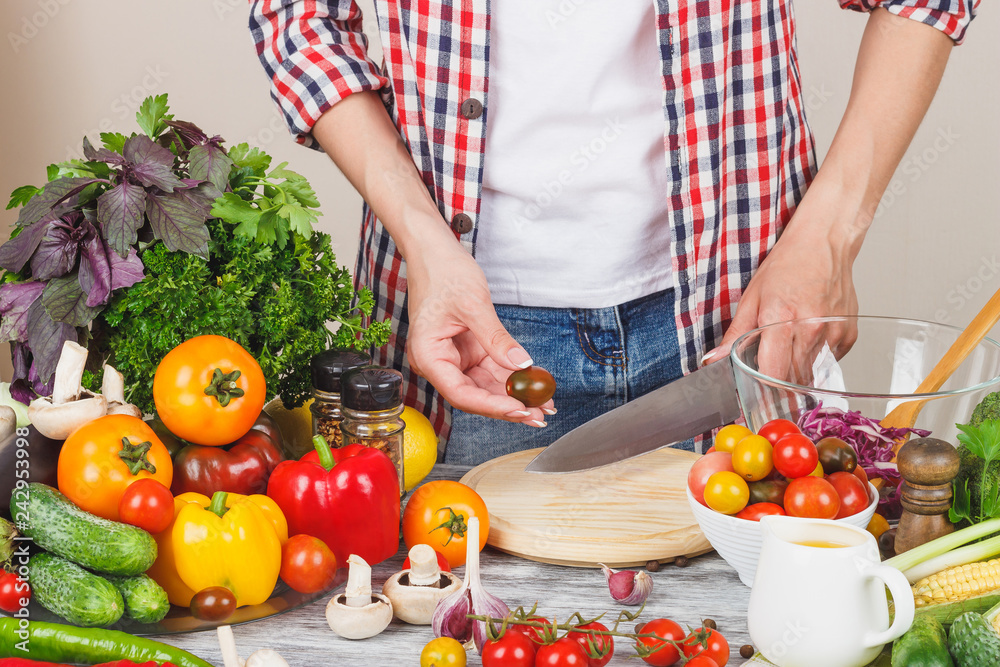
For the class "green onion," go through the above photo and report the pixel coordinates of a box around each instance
[884,517,1000,583]
[903,534,1000,583]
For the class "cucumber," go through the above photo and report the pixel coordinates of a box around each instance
[29,552,124,627]
[103,573,170,624]
[19,483,156,575]
[892,616,953,667]
[948,611,1000,667]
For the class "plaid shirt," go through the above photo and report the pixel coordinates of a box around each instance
[250,0,977,441]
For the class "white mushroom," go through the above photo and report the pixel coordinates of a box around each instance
[383,544,462,625]
[102,364,142,418]
[245,650,290,667]
[0,405,16,442]
[326,554,393,639]
[217,625,289,667]
[27,341,107,439]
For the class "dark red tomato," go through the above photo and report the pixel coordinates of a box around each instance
[482,630,536,667]
[0,571,30,614]
[686,658,720,667]
[735,502,786,521]
[827,471,871,519]
[757,419,800,447]
[510,616,551,645]
[772,434,819,479]
[505,367,556,407]
[784,477,841,519]
[403,549,451,573]
[535,637,589,667]
[637,618,685,667]
[682,628,730,666]
[117,478,174,534]
[280,534,339,593]
[190,586,236,622]
[854,465,870,486]
[569,621,614,667]
[748,478,789,507]
[816,437,858,474]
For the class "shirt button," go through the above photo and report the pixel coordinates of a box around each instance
[460,98,483,120]
[451,213,473,234]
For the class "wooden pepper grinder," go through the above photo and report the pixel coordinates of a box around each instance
[894,437,961,555]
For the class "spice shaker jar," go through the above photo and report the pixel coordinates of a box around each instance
[309,349,372,455]
[341,366,406,495]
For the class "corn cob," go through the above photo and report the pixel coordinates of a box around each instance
[913,558,1000,607]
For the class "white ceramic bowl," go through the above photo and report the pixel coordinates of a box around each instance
[687,481,879,586]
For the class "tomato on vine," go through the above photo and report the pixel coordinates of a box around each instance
[636,618,685,667]
[569,621,614,667]
[535,638,589,667]
[481,630,536,667]
[682,627,730,666]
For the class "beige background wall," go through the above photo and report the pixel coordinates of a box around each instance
[0,1,997,383]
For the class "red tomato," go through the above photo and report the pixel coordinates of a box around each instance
[569,621,614,667]
[280,534,338,593]
[682,628,730,666]
[686,658,720,667]
[482,630,536,667]
[118,478,174,534]
[735,502,786,521]
[784,477,841,519]
[510,616,551,646]
[757,419,800,446]
[772,434,819,479]
[827,471,871,519]
[403,550,452,573]
[854,465,870,486]
[637,618,685,667]
[0,571,30,614]
[535,637,589,667]
[687,452,735,506]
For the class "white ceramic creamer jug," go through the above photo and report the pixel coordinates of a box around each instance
[747,515,914,667]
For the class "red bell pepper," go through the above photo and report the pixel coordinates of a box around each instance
[0,661,177,666]
[266,436,400,566]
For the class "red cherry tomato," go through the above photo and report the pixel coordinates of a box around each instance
[0,571,30,614]
[854,465,870,486]
[687,452,735,506]
[637,618,685,667]
[757,419,800,446]
[735,502,786,521]
[117,478,174,534]
[784,477,841,519]
[535,637,589,667]
[569,621,614,667]
[189,586,236,622]
[686,658,721,667]
[509,616,551,646]
[280,534,338,594]
[827,471,871,519]
[482,630,536,667]
[772,433,819,479]
[682,628,730,666]
[403,549,452,573]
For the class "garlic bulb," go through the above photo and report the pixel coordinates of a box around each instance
[600,563,653,605]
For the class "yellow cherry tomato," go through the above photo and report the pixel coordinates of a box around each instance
[732,434,773,482]
[704,471,750,515]
[867,513,890,539]
[714,424,753,454]
[809,461,825,477]
[421,637,467,667]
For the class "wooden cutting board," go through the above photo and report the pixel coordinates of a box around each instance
[460,447,712,568]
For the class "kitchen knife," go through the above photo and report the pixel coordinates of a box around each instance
[524,356,741,473]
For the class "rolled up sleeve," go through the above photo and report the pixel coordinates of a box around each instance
[250,0,389,150]
[839,0,979,44]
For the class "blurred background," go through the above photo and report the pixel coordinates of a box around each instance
[0,0,997,381]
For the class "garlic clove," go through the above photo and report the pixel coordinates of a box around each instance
[599,563,653,606]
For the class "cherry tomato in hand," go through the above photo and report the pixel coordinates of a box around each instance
[189,586,236,622]
[772,433,819,479]
[535,638,589,667]
[118,478,174,534]
[0,571,30,614]
[682,628,730,666]
[688,452,735,506]
[732,435,773,482]
[713,424,752,454]
[403,549,451,573]
[735,502,786,521]
[827,471,871,519]
[637,618,685,667]
[505,366,556,407]
[784,477,841,519]
[758,419,800,446]
[704,471,750,515]
[482,630,536,667]
[569,621,614,667]
[280,534,338,593]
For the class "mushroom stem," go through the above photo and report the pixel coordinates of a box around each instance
[0,406,15,443]
[217,625,243,667]
[101,364,126,403]
[407,544,442,587]
[345,555,373,607]
[51,341,88,405]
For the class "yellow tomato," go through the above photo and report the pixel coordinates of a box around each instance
[420,637,467,667]
[714,424,753,454]
[704,471,750,515]
[732,435,773,482]
[867,513,890,539]
[808,461,825,477]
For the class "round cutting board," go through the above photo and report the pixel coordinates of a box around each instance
[460,447,712,567]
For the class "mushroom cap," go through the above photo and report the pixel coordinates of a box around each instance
[28,393,108,440]
[325,592,393,639]
[382,570,463,625]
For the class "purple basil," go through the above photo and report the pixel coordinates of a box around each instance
[188,144,233,191]
[145,190,211,258]
[16,177,102,227]
[123,135,184,192]
[25,299,77,383]
[0,282,45,343]
[97,181,147,256]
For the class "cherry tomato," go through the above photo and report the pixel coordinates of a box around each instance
[827,471,871,519]
[816,437,858,474]
[280,534,338,593]
[688,452,735,506]
[505,366,556,407]
[735,502,786,521]
[713,424,752,454]
[403,480,489,567]
[686,658,720,667]
[854,465,870,486]
[808,461,825,477]
[682,628,730,666]
[704,471,750,515]
[772,433,819,479]
[421,637,467,667]
[189,586,237,622]
[535,637,589,667]
[569,621,614,667]
[509,616,551,646]
[404,549,452,573]
[637,618,685,667]
[118,478,174,534]
[757,419,800,446]
[784,477,841,519]
[748,478,788,507]
[732,435,773,482]
[0,571,30,614]
[482,630,536,667]
[867,513,890,539]
[153,335,267,447]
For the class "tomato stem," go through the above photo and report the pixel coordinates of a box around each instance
[118,438,157,476]
[313,435,336,471]
[208,491,230,518]
[430,507,467,546]
[203,368,245,408]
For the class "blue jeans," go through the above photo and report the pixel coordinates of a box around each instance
[444,288,690,465]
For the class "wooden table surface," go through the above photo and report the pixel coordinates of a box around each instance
[153,464,753,666]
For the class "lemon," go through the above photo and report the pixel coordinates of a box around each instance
[402,405,438,491]
[264,397,315,459]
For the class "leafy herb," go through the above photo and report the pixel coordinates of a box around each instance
[950,420,1000,525]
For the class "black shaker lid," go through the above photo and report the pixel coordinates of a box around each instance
[311,349,373,393]
[341,366,403,411]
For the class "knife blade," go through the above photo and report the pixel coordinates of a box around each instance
[524,356,741,473]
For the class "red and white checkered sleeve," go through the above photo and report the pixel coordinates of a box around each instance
[838,0,979,44]
[250,0,389,149]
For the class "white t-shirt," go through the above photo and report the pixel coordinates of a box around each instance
[476,0,673,309]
